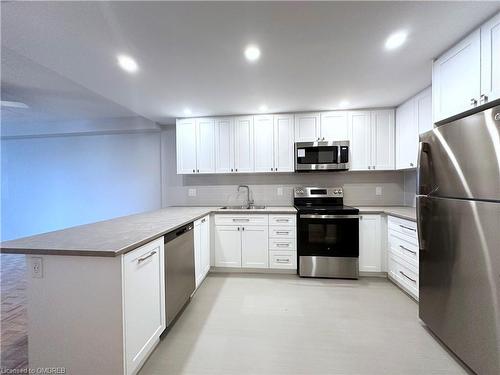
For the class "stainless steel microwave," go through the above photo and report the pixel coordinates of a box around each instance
[295,141,350,171]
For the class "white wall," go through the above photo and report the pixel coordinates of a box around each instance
[161,126,407,207]
[1,118,163,241]
[403,170,417,207]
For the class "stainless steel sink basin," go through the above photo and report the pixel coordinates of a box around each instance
[220,205,266,210]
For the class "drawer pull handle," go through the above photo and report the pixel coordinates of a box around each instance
[400,270,416,283]
[138,251,157,263]
[276,231,290,235]
[399,224,416,232]
[400,245,416,255]
[276,243,290,247]
[276,219,290,222]
[276,258,290,263]
[233,218,250,222]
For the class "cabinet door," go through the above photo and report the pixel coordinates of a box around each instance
[294,113,320,142]
[215,117,234,173]
[371,110,395,170]
[359,215,382,272]
[395,100,416,170]
[416,87,433,134]
[481,12,500,104]
[433,29,481,122]
[234,116,254,173]
[320,111,349,141]
[241,225,269,268]
[194,219,203,287]
[176,118,197,174]
[123,238,165,375]
[200,216,211,277]
[253,115,275,172]
[348,111,371,171]
[214,225,241,267]
[195,118,215,173]
[273,114,295,172]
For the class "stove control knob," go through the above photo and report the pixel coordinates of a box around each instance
[296,188,304,195]
[333,190,338,195]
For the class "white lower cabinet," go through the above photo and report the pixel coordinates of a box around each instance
[194,215,211,287]
[358,214,383,273]
[123,238,165,375]
[214,213,296,270]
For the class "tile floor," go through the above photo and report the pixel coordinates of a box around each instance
[139,273,469,375]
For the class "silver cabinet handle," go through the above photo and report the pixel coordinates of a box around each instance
[399,224,416,232]
[276,243,290,247]
[470,98,478,107]
[368,166,371,170]
[235,168,238,172]
[410,163,414,167]
[197,169,199,173]
[400,245,416,255]
[231,168,234,172]
[201,218,206,223]
[373,166,376,169]
[276,258,290,263]
[400,270,416,283]
[242,227,245,231]
[276,219,289,222]
[276,231,290,235]
[237,227,240,231]
[233,218,250,222]
[138,251,157,263]
[192,169,195,173]
[480,94,488,104]
[322,137,325,141]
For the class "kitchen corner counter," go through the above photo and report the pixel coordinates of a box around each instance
[355,206,416,221]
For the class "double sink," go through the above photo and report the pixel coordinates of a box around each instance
[220,205,266,210]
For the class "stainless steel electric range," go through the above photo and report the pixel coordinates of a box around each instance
[294,187,360,279]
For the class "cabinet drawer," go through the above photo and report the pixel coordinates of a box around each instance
[269,214,296,226]
[214,214,268,226]
[388,253,418,299]
[388,231,418,267]
[388,216,417,241]
[269,238,296,251]
[269,250,297,269]
[269,227,296,239]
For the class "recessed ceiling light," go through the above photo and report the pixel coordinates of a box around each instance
[244,45,261,62]
[385,31,408,50]
[259,104,268,112]
[339,100,350,108]
[117,54,138,73]
[183,108,192,116]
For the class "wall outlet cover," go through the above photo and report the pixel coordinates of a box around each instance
[277,187,283,196]
[31,256,43,278]
[375,186,383,196]
[188,188,197,197]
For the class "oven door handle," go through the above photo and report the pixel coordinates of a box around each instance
[299,214,359,219]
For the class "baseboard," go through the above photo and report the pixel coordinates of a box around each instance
[359,271,388,278]
[210,267,296,274]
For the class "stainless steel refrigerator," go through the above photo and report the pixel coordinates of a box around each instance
[417,103,500,375]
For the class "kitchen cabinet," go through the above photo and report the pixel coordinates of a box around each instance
[273,114,295,172]
[396,87,432,170]
[359,214,382,273]
[320,111,349,141]
[214,117,234,173]
[234,116,254,173]
[294,112,321,142]
[176,118,215,174]
[349,110,395,171]
[481,12,500,105]
[254,115,275,172]
[214,225,241,267]
[241,226,269,268]
[194,215,210,287]
[123,238,165,375]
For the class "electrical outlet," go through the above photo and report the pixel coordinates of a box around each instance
[188,188,197,197]
[277,187,283,196]
[31,257,43,278]
[375,186,383,196]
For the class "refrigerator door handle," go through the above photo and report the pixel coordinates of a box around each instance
[417,141,431,195]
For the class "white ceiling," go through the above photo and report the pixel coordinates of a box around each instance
[2,1,500,124]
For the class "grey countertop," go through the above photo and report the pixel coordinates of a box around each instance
[0,206,297,257]
[355,206,416,221]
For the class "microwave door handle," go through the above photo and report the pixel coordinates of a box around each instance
[337,145,341,165]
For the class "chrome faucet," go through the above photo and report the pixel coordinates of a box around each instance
[237,185,254,208]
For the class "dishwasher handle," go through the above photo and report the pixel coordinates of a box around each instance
[165,222,194,243]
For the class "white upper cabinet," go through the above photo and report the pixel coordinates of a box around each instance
[396,98,417,170]
[273,114,295,172]
[320,111,349,141]
[348,111,372,171]
[234,116,254,173]
[214,117,234,173]
[176,118,197,174]
[371,110,395,170]
[294,112,321,142]
[433,30,481,122]
[253,115,275,172]
[195,118,216,173]
[415,87,433,134]
[481,12,500,104]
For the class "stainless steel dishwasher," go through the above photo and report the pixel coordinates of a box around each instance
[164,222,195,327]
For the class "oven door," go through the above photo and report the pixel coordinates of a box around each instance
[297,214,359,257]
